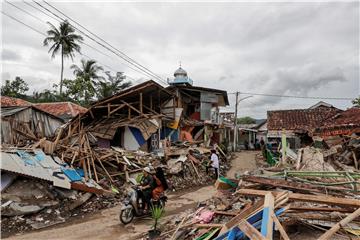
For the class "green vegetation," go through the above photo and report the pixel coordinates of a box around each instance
[237,116,256,124]
[150,205,164,231]
[352,97,360,107]
[43,20,83,94]
[1,77,29,98]
[1,20,132,107]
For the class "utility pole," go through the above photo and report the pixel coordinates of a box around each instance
[233,92,239,151]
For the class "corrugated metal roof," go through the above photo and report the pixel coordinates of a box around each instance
[1,106,29,117]
[1,150,71,189]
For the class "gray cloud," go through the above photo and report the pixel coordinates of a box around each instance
[2,49,22,61]
[2,1,359,118]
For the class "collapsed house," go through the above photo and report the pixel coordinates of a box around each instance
[1,106,65,145]
[66,80,177,151]
[267,103,341,149]
[164,66,230,147]
[315,106,360,138]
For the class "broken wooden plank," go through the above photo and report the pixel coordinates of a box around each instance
[272,213,290,240]
[260,192,274,239]
[170,215,187,240]
[317,207,360,240]
[238,219,267,240]
[236,189,360,207]
[220,199,264,235]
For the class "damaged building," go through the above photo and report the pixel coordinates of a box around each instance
[267,102,341,149]
[1,106,65,145]
[65,80,177,151]
[163,66,230,147]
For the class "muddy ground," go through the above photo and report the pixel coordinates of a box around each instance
[5,151,332,240]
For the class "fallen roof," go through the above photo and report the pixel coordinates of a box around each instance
[267,107,341,133]
[34,102,87,119]
[1,150,71,189]
[1,106,65,122]
[315,107,360,133]
[1,96,31,107]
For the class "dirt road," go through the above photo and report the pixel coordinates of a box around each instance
[226,151,258,179]
[8,151,258,240]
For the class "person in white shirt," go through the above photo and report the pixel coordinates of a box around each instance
[206,149,219,179]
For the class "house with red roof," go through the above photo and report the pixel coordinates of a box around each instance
[267,102,341,149]
[33,102,87,121]
[1,96,31,107]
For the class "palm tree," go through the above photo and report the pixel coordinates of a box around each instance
[43,20,83,94]
[95,71,132,99]
[71,59,103,104]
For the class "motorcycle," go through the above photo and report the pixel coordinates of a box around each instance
[120,184,167,224]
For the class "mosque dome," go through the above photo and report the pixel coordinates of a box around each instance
[174,67,188,77]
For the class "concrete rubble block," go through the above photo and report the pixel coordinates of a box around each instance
[1,202,44,217]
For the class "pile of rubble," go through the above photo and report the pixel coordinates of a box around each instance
[154,136,360,240]
[1,136,230,237]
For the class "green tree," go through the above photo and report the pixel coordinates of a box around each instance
[95,71,132,99]
[237,116,256,124]
[43,20,83,94]
[1,77,29,97]
[352,97,360,107]
[67,59,103,105]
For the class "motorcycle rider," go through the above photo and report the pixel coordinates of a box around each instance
[139,167,154,212]
[152,167,168,200]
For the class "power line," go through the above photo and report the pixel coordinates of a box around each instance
[1,10,136,82]
[40,0,168,85]
[31,1,160,82]
[1,10,46,36]
[23,0,60,23]
[7,2,137,80]
[228,91,353,100]
[5,0,44,23]
[33,1,166,84]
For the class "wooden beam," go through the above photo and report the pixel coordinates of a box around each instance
[150,95,153,110]
[107,103,111,117]
[236,189,360,208]
[139,92,143,114]
[272,214,290,240]
[89,109,94,119]
[220,200,264,235]
[238,219,267,240]
[121,100,144,116]
[261,192,274,239]
[317,207,360,240]
[109,104,126,116]
[289,206,352,213]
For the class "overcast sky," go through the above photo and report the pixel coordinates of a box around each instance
[2,1,359,118]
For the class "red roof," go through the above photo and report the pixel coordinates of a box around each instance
[317,107,360,131]
[1,96,31,107]
[34,102,87,119]
[267,107,341,133]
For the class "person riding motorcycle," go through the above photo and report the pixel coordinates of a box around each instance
[152,167,168,200]
[139,167,154,212]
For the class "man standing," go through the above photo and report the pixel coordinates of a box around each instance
[206,149,219,179]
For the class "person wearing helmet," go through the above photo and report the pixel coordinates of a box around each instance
[140,167,154,212]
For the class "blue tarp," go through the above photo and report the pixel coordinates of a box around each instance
[62,168,82,182]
